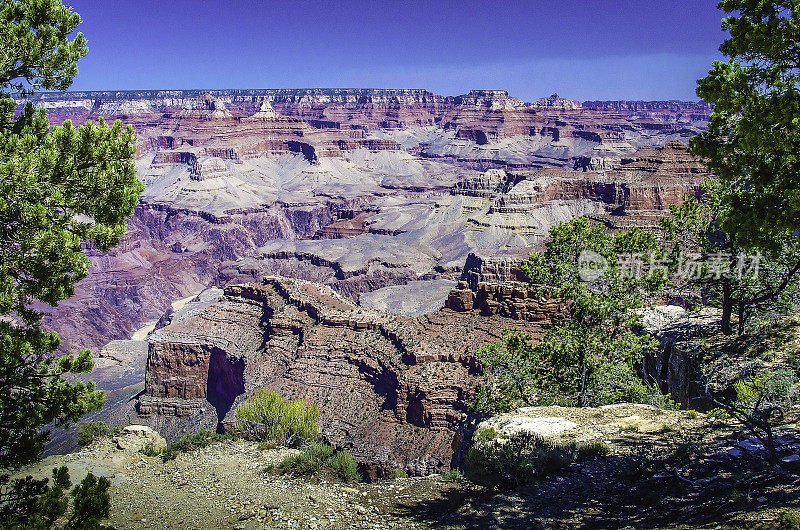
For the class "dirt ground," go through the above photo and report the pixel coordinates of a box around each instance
[19,406,800,529]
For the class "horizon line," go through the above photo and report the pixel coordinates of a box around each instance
[23,88,708,104]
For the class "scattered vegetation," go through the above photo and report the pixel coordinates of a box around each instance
[161,429,234,462]
[388,468,408,479]
[778,509,800,530]
[464,431,577,490]
[278,443,360,483]
[578,440,611,459]
[661,197,800,336]
[76,421,109,446]
[474,217,672,415]
[235,388,319,447]
[704,367,799,464]
[440,469,464,483]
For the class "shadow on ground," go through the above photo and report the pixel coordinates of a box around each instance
[396,426,800,529]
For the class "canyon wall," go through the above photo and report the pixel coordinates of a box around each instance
[137,277,549,477]
[25,88,720,465]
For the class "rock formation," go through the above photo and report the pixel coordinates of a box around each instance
[532,93,582,110]
[16,89,712,418]
[137,277,550,476]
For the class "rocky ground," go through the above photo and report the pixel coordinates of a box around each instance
[21,404,800,529]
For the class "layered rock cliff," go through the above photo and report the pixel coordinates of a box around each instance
[137,277,549,476]
[30,88,710,359]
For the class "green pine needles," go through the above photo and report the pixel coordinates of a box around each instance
[474,217,671,414]
[0,1,143,526]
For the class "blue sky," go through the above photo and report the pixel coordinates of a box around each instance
[65,1,726,101]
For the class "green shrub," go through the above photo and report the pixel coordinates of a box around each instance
[258,440,278,451]
[142,441,161,457]
[278,443,360,482]
[328,450,359,483]
[707,407,731,420]
[476,427,498,443]
[235,388,319,447]
[589,363,676,409]
[440,469,464,483]
[279,442,334,475]
[308,442,336,460]
[735,369,799,407]
[161,429,233,461]
[279,450,321,475]
[685,409,699,419]
[578,440,611,459]
[464,431,576,490]
[76,421,109,446]
[388,468,408,479]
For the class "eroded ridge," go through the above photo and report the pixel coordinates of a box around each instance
[138,276,549,475]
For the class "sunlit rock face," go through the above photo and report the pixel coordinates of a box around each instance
[137,277,551,476]
[26,88,709,358]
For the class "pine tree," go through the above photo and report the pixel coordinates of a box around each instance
[0,1,143,526]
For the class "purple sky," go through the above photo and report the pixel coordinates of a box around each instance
[65,0,726,101]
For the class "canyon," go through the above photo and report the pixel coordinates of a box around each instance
[27,89,713,466]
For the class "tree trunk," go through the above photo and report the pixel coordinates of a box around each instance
[738,300,745,335]
[721,279,733,335]
[765,424,777,466]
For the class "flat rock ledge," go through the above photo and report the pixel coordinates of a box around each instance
[475,403,684,444]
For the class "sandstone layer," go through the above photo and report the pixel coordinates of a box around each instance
[25,89,710,355]
[137,277,549,476]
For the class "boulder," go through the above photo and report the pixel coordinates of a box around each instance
[641,306,722,407]
[476,412,578,440]
[472,403,679,448]
[113,425,167,454]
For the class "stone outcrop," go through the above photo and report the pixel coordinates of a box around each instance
[459,252,531,290]
[445,251,562,323]
[532,93,582,110]
[446,280,562,322]
[453,90,525,110]
[640,306,723,408]
[313,212,374,239]
[246,99,277,120]
[113,425,167,454]
[137,277,551,476]
[473,403,692,446]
